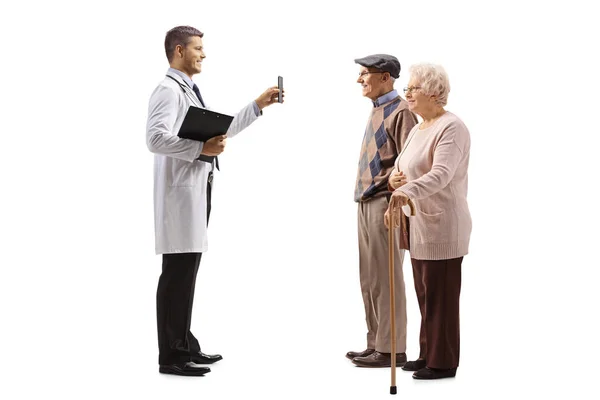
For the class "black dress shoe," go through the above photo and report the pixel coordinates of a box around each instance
[412,367,457,380]
[346,348,375,360]
[159,362,211,376]
[402,359,427,371]
[352,351,407,368]
[189,352,223,364]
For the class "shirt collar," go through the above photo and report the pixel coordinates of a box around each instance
[168,67,195,89]
[373,89,399,107]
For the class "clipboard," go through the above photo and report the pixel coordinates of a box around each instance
[177,106,234,142]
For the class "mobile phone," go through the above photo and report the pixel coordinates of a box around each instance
[278,76,283,103]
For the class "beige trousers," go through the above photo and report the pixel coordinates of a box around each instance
[358,196,407,353]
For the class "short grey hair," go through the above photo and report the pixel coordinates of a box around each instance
[409,63,450,106]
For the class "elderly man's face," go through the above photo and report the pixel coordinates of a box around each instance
[357,67,387,100]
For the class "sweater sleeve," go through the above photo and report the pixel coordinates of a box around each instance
[398,120,469,200]
[389,108,419,154]
[385,108,418,192]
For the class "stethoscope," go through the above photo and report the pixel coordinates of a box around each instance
[165,75,205,107]
[166,75,220,171]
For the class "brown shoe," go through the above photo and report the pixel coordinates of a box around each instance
[352,351,407,368]
[345,348,375,360]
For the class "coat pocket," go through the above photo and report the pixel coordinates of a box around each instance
[168,161,199,187]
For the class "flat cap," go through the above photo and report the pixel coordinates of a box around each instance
[354,54,401,79]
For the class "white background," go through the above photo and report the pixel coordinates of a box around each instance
[0,0,599,399]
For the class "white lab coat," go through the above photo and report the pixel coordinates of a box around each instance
[146,70,260,254]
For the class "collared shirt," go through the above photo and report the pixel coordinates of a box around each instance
[167,67,260,116]
[168,67,195,89]
[373,89,399,107]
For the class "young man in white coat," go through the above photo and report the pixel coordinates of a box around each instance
[146,25,282,377]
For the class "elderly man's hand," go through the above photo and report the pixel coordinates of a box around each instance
[388,170,407,190]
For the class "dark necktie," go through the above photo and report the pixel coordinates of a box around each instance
[192,84,219,170]
[192,83,206,107]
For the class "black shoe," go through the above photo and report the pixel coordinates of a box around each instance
[189,352,223,364]
[402,359,427,371]
[346,348,375,360]
[159,362,211,376]
[412,367,457,380]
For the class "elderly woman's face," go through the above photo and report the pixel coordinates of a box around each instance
[405,78,430,113]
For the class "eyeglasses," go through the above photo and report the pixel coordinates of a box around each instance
[403,86,422,94]
[358,71,384,78]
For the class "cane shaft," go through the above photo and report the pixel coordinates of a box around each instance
[388,215,396,389]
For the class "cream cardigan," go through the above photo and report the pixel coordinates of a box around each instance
[394,111,472,260]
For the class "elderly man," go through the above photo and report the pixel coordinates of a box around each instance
[347,54,418,368]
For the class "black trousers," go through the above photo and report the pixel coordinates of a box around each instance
[156,172,213,365]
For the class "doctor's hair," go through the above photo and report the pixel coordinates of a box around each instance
[165,26,204,62]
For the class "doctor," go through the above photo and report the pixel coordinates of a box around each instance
[146,25,281,377]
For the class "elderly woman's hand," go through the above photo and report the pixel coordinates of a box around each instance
[388,169,408,190]
[384,207,399,229]
[390,190,410,209]
[385,190,410,229]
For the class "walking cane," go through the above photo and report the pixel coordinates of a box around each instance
[388,198,415,395]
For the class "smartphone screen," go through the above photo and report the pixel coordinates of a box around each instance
[278,76,283,103]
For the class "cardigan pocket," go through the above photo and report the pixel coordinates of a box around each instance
[416,203,444,216]
[414,210,447,243]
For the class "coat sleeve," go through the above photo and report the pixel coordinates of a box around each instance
[398,120,470,200]
[225,101,261,139]
[146,85,203,162]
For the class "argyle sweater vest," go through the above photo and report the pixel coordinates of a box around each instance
[354,97,405,202]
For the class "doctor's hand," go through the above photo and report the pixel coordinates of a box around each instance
[201,135,227,156]
[388,170,407,190]
[255,86,284,110]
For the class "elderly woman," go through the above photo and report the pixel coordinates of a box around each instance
[385,63,472,380]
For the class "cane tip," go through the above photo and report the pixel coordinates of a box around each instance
[390,386,397,395]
